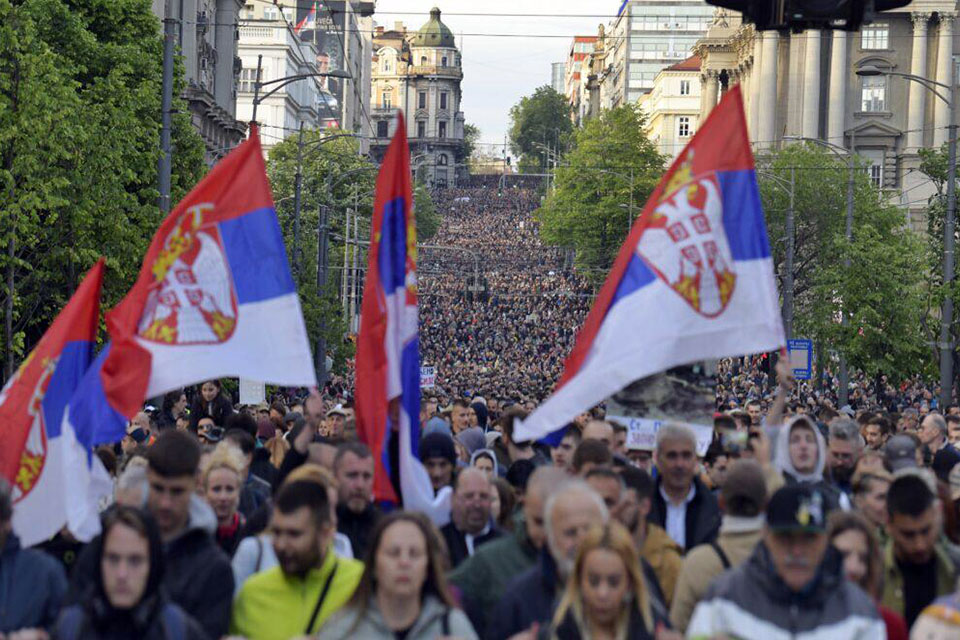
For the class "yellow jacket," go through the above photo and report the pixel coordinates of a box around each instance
[230,547,363,640]
[640,522,684,608]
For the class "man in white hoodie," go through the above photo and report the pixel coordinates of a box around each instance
[773,415,847,512]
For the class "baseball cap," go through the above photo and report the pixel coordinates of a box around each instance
[326,406,347,418]
[128,427,148,444]
[766,485,827,533]
[885,434,919,471]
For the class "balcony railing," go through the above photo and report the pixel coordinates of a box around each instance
[409,65,462,78]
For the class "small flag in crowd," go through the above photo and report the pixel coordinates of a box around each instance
[0,260,111,546]
[515,86,785,443]
[72,125,317,448]
[294,2,319,33]
[355,112,451,524]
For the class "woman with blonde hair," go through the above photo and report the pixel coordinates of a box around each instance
[201,441,247,555]
[547,521,677,640]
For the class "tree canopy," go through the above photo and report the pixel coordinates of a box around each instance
[508,86,573,172]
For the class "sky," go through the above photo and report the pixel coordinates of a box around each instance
[375,1,626,153]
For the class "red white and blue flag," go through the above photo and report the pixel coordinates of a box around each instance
[0,260,111,546]
[294,2,319,34]
[356,112,451,523]
[515,87,785,442]
[70,127,316,447]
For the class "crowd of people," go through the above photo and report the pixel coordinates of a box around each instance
[6,361,960,639]
[418,186,594,401]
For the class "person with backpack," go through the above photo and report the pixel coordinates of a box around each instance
[55,506,208,640]
[317,512,477,639]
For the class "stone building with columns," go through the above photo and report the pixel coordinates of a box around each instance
[695,5,958,224]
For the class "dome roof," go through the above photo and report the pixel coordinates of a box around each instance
[412,7,455,49]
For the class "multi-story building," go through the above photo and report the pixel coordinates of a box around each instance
[551,62,566,93]
[694,6,957,227]
[605,0,713,106]
[370,8,466,188]
[639,55,701,159]
[565,36,597,118]
[295,1,375,151]
[235,0,336,153]
[151,0,248,163]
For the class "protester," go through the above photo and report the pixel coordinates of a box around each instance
[230,480,364,638]
[881,470,960,628]
[550,426,581,471]
[545,522,679,640]
[490,477,516,531]
[188,380,234,430]
[420,432,457,493]
[773,415,846,511]
[919,413,960,481]
[470,449,498,478]
[687,485,885,638]
[0,480,68,635]
[55,506,208,640]
[826,419,864,496]
[223,426,274,512]
[571,439,613,476]
[827,511,908,640]
[449,467,568,638]
[648,424,721,552]
[70,430,234,639]
[852,467,892,539]
[332,442,380,559]
[440,468,501,568]
[670,459,767,633]
[490,480,608,639]
[317,512,477,639]
[200,441,246,556]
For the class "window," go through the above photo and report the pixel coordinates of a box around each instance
[437,154,448,166]
[417,121,426,138]
[678,116,691,138]
[420,55,427,65]
[381,92,392,108]
[241,4,254,19]
[440,92,448,110]
[860,150,885,188]
[441,56,448,67]
[377,121,388,138]
[281,7,293,21]
[861,76,886,111]
[861,24,889,50]
[238,67,261,92]
[680,80,691,95]
[382,58,392,72]
[870,163,883,188]
[438,121,447,138]
[418,91,427,109]
[263,6,278,20]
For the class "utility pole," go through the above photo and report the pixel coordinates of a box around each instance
[941,91,958,408]
[784,167,795,341]
[292,122,305,277]
[316,203,329,386]
[342,205,350,317]
[839,130,855,407]
[158,5,177,214]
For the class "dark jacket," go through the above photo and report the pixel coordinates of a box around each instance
[548,597,668,640]
[0,532,67,632]
[188,393,233,430]
[238,473,271,519]
[336,502,381,560]
[249,447,279,489]
[782,472,844,513]
[440,521,502,569]
[55,592,209,640]
[688,543,885,638]
[69,497,234,639]
[490,550,561,640]
[647,475,721,552]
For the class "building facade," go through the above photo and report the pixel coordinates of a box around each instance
[236,1,336,153]
[551,62,566,93]
[565,35,597,119]
[152,0,247,163]
[639,55,701,159]
[605,0,714,106]
[694,3,959,226]
[370,8,466,188]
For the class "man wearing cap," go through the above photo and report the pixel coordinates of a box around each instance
[420,432,456,493]
[688,485,884,638]
[670,460,768,633]
[881,470,960,628]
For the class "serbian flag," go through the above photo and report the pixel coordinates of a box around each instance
[356,113,451,523]
[70,126,316,446]
[0,260,111,546]
[295,2,319,34]
[515,87,785,442]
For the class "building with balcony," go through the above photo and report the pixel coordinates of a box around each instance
[151,0,248,163]
[236,0,337,154]
[370,7,466,188]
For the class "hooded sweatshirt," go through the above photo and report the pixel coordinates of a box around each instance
[773,416,846,512]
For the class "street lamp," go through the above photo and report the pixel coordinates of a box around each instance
[755,167,796,341]
[858,64,958,407]
[783,135,856,406]
[250,54,352,125]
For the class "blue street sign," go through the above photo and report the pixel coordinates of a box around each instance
[787,339,813,380]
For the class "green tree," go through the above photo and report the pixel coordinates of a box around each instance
[536,104,664,279]
[0,0,206,378]
[760,144,928,379]
[462,122,480,165]
[508,86,573,171]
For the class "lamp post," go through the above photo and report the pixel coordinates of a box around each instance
[783,134,856,406]
[858,64,957,407]
[755,168,796,341]
[249,54,352,126]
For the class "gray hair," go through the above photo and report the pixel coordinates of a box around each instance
[543,479,608,550]
[655,423,697,453]
[116,464,148,494]
[925,413,948,437]
[829,419,865,450]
